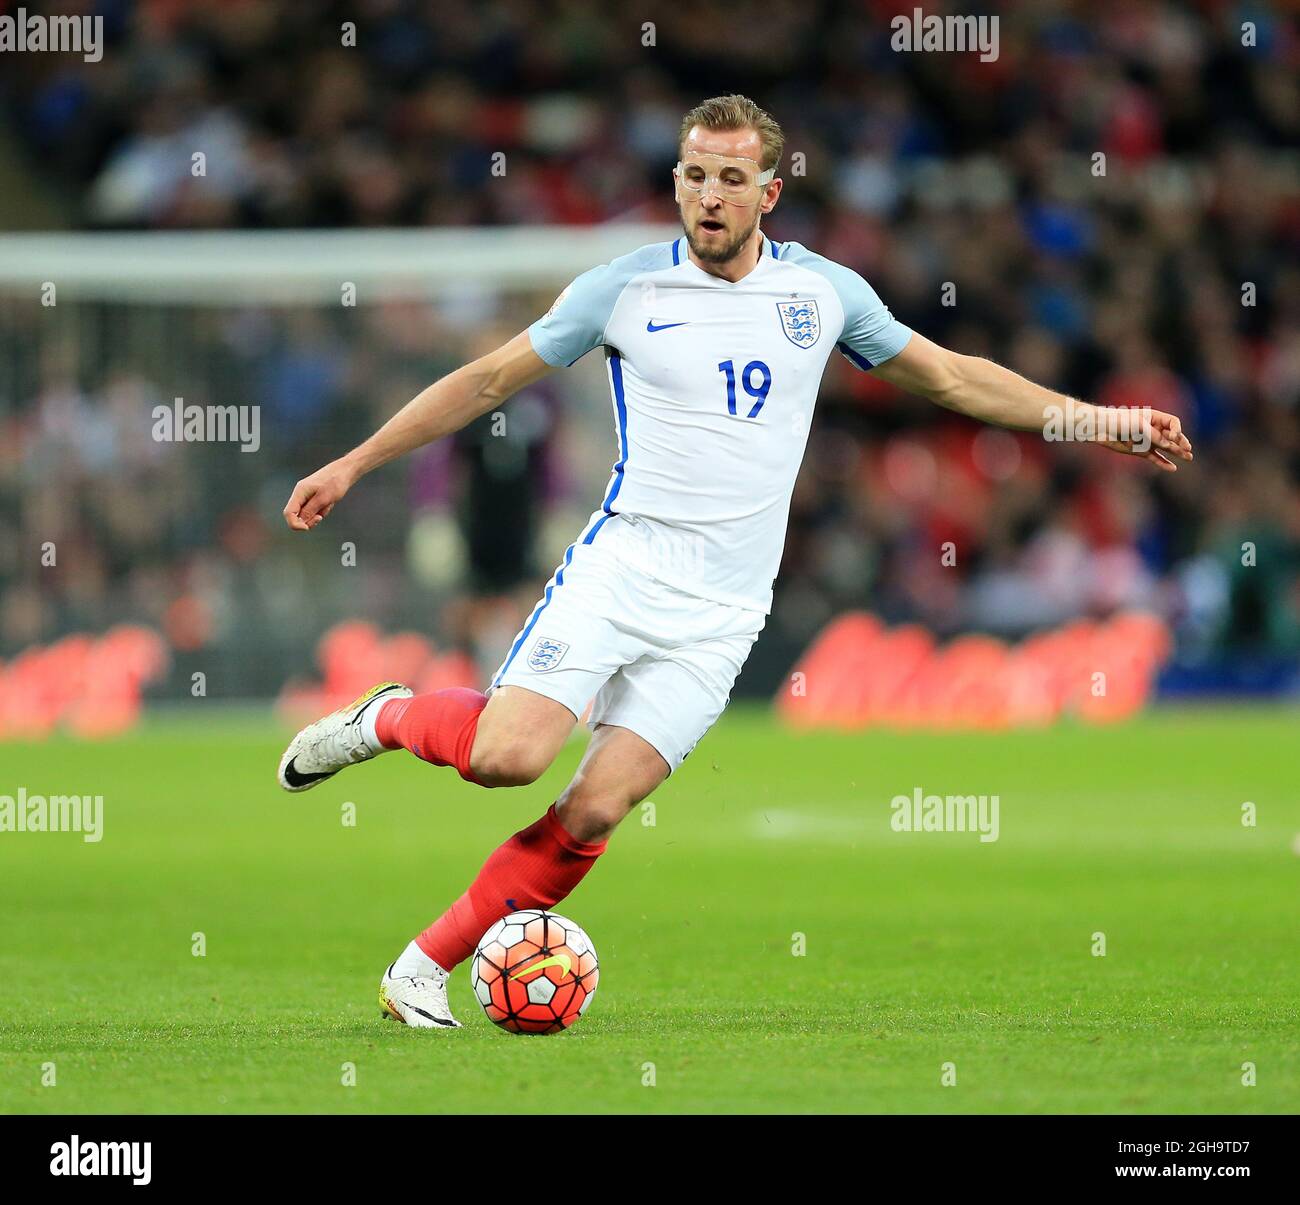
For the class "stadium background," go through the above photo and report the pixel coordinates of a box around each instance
[1,0,1296,718]
[2,0,1299,1122]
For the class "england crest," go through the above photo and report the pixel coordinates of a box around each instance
[527,637,569,673]
[776,299,820,348]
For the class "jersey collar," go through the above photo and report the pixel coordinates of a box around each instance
[676,234,780,286]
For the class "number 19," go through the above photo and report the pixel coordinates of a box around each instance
[718,359,772,418]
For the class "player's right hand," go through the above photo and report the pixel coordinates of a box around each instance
[283,460,355,531]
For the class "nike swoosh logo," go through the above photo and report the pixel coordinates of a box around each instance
[282,756,333,788]
[509,952,572,982]
[646,320,688,332]
[402,1001,458,1026]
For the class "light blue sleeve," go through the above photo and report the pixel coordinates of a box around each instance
[778,242,912,370]
[528,241,677,367]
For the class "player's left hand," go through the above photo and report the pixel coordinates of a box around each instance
[1100,408,1193,472]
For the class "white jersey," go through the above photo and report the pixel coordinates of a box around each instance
[528,234,912,613]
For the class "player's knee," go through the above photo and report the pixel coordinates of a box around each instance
[469,735,551,788]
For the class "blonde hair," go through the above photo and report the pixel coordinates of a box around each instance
[678,94,784,172]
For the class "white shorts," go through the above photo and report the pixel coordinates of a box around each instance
[490,512,766,771]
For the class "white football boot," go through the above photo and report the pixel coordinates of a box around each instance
[379,963,462,1029]
[277,681,412,792]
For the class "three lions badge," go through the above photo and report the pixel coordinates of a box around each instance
[527,637,569,673]
[776,299,820,348]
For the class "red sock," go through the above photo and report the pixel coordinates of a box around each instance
[376,688,487,785]
[415,804,607,971]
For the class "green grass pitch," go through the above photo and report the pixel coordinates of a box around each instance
[1,705,1296,1114]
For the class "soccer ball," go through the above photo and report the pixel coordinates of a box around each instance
[470,909,598,1034]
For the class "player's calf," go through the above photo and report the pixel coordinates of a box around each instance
[466,686,578,787]
[552,722,672,842]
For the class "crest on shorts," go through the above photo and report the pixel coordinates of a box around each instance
[775,299,820,348]
[527,637,569,673]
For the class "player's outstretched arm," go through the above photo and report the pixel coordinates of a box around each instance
[871,332,1194,472]
[283,331,551,530]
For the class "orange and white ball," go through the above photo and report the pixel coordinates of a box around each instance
[471,910,599,1034]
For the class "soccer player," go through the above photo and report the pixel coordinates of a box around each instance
[279,95,1193,1028]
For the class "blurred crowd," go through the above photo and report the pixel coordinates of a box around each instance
[0,295,584,696]
[2,0,1298,697]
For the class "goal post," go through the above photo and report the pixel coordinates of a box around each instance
[0,225,679,303]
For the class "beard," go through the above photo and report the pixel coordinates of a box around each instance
[681,206,760,263]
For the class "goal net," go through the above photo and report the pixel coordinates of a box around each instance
[0,225,677,714]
